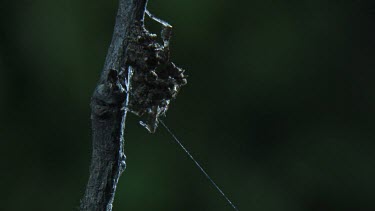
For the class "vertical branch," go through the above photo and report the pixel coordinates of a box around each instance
[80,0,148,210]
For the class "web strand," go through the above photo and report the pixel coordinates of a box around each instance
[159,120,239,211]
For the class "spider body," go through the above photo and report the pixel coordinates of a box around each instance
[124,14,186,133]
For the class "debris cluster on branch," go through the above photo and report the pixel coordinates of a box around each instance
[124,21,187,133]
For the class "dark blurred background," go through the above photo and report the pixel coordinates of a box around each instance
[1,0,375,210]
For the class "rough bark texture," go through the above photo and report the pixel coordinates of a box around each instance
[80,0,187,209]
[80,0,148,210]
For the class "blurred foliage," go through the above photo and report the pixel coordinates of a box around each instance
[1,0,375,210]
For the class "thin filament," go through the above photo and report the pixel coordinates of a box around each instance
[159,120,239,211]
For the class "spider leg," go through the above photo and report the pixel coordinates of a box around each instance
[145,9,173,48]
[145,9,172,29]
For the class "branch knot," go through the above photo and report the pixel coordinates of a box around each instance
[91,69,125,119]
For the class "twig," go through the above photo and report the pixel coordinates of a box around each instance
[80,0,148,210]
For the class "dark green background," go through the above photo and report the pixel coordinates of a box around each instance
[1,0,375,210]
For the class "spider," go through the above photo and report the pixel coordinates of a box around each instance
[123,9,187,133]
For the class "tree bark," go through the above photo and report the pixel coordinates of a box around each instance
[80,0,148,210]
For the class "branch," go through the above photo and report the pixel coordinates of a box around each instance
[81,0,187,209]
[80,0,148,210]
